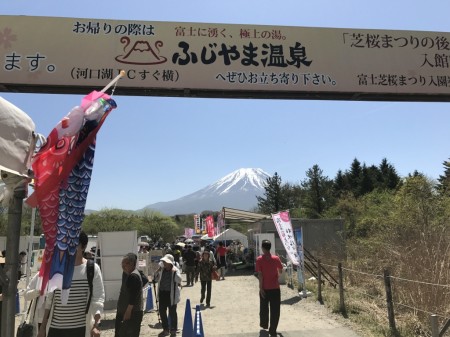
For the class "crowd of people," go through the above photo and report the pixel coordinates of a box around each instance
[7,235,283,337]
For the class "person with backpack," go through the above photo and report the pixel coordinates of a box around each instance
[37,231,104,337]
[114,253,144,337]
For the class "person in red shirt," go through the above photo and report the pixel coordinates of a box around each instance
[215,242,228,280]
[255,239,283,337]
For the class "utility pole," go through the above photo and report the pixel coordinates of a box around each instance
[1,171,27,337]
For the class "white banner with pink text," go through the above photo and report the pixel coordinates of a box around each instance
[271,210,299,266]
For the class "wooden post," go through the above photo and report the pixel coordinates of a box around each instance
[430,314,439,337]
[383,269,397,335]
[338,263,346,315]
[317,259,323,304]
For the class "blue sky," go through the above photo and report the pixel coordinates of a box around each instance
[1,1,450,211]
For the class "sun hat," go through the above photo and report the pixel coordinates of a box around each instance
[160,254,174,265]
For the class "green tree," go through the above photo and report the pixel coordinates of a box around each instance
[359,164,374,195]
[393,175,438,234]
[348,158,362,197]
[82,208,180,243]
[437,158,450,196]
[378,158,401,190]
[333,169,350,198]
[82,208,141,234]
[138,209,179,243]
[325,191,361,238]
[257,172,286,213]
[301,164,333,218]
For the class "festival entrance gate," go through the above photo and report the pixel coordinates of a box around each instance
[1,15,450,336]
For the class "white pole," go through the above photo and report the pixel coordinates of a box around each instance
[100,70,125,94]
[21,207,36,324]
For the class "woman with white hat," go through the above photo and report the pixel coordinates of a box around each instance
[153,254,182,336]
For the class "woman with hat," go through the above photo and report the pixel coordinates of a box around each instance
[195,251,217,307]
[153,254,182,336]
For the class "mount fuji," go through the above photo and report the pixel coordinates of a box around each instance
[142,168,270,216]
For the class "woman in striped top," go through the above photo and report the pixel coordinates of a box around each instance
[38,232,105,337]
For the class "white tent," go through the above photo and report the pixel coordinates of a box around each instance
[200,234,213,240]
[0,97,37,178]
[213,228,248,248]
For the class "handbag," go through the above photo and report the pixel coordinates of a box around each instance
[211,269,220,281]
[16,300,34,337]
[16,322,33,337]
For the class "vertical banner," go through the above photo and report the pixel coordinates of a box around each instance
[216,212,225,236]
[184,228,194,238]
[194,214,201,234]
[206,215,215,238]
[294,227,305,285]
[201,218,207,234]
[271,211,299,266]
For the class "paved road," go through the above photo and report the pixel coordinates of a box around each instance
[100,268,363,337]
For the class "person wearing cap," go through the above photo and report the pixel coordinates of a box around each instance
[195,251,217,307]
[153,254,182,336]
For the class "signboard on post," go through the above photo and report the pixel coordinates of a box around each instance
[2,15,450,101]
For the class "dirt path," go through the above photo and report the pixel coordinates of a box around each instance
[98,269,364,337]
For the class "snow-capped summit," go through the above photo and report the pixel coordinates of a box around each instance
[142,168,270,215]
[209,168,270,194]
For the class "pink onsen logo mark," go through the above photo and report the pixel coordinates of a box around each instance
[279,211,290,222]
[0,27,17,49]
[115,37,167,65]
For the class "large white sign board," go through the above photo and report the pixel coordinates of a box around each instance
[2,15,450,101]
[98,231,137,310]
[254,233,275,257]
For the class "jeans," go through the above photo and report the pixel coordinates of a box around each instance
[259,288,281,335]
[200,280,212,305]
[159,290,178,330]
[114,310,143,337]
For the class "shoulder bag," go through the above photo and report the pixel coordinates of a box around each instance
[16,299,34,337]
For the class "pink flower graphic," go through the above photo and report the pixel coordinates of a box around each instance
[0,27,17,49]
[279,211,290,222]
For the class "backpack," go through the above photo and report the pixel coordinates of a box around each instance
[86,259,95,314]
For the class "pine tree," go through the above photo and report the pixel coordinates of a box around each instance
[348,158,362,197]
[437,158,450,196]
[333,169,350,197]
[378,158,400,190]
[257,172,284,213]
[301,164,333,218]
[359,164,374,195]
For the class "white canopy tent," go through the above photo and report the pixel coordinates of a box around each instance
[203,228,248,248]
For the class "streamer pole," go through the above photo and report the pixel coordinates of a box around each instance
[100,70,125,94]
